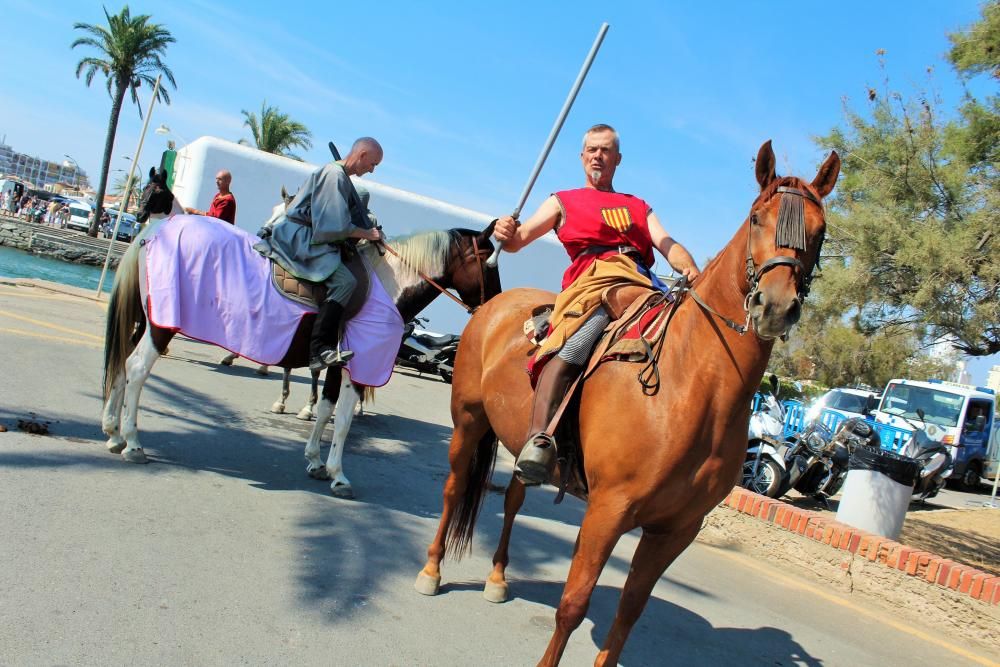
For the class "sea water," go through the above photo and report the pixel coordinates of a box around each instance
[0,245,113,293]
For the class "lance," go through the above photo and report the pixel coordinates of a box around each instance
[485,22,610,268]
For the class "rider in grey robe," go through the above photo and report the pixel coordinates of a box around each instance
[254,138,384,371]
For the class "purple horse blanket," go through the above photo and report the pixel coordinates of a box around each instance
[144,214,403,386]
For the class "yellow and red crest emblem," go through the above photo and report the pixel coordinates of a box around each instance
[601,206,633,232]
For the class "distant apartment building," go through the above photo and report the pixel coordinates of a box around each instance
[987,364,1000,395]
[0,141,89,191]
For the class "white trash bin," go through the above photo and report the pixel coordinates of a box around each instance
[836,446,920,540]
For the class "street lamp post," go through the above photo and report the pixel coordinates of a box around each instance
[62,154,79,192]
[155,124,190,149]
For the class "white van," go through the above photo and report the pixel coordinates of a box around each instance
[65,200,94,232]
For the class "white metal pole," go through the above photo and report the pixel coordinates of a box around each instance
[485,22,610,268]
[96,75,162,298]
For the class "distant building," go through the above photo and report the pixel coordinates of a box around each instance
[0,141,89,191]
[987,365,1000,394]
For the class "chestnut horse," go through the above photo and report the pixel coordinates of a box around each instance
[415,141,840,665]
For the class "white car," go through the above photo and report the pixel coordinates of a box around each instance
[805,387,878,425]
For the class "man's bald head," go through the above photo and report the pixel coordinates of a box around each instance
[344,137,383,177]
[215,170,232,194]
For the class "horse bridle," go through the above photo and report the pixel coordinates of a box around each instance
[688,185,824,337]
[378,232,491,315]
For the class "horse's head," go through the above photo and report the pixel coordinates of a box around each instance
[446,221,503,310]
[136,166,175,222]
[744,140,840,339]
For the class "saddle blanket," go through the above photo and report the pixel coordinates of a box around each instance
[144,214,403,386]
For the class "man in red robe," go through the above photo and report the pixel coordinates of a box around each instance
[493,124,700,485]
[186,170,236,224]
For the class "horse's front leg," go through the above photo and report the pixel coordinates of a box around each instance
[324,373,361,499]
[303,395,335,480]
[271,368,292,413]
[296,368,321,421]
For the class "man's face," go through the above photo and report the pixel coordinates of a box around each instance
[215,171,231,191]
[580,130,621,188]
[357,149,383,176]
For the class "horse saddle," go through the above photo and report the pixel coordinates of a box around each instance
[269,246,371,319]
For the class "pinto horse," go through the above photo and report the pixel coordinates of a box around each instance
[415,141,840,665]
[101,167,501,498]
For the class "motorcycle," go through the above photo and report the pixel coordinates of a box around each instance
[396,317,460,384]
[889,408,954,501]
[741,378,790,498]
[780,417,881,504]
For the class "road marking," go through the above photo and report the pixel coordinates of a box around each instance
[0,288,108,310]
[710,546,999,666]
[0,309,103,341]
[0,327,103,349]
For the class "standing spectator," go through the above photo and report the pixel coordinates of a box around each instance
[185,170,236,224]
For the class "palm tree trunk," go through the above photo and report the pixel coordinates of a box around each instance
[89,80,128,237]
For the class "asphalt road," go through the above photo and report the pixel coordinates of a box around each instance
[0,281,997,666]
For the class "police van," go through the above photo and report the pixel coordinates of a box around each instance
[871,378,996,489]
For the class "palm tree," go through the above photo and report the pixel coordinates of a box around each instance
[72,6,176,236]
[241,102,313,160]
[111,172,142,211]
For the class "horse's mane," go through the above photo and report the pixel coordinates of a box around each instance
[698,175,815,276]
[363,229,454,281]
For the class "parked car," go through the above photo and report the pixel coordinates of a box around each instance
[805,387,878,425]
[102,210,142,242]
[64,200,94,232]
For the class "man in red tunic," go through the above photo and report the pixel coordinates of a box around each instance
[493,123,700,485]
[186,170,236,224]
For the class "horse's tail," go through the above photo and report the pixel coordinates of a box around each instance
[103,242,145,399]
[362,386,376,404]
[445,426,498,559]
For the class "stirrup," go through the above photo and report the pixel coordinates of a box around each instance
[309,347,354,372]
[515,432,557,486]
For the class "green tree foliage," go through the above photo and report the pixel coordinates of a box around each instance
[811,7,999,359]
[240,102,313,160]
[111,172,141,211]
[72,5,176,237]
[949,0,1000,80]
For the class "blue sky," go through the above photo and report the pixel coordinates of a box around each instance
[1,0,996,384]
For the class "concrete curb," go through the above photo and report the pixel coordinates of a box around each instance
[722,486,1000,606]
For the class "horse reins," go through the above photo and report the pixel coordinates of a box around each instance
[686,185,823,338]
[376,234,489,315]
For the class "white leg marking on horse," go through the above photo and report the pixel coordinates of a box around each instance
[102,370,127,453]
[326,373,360,498]
[304,396,334,479]
[120,333,160,464]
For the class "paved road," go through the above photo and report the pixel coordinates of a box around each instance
[0,281,997,666]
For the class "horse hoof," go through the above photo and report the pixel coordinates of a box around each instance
[414,572,441,596]
[220,356,234,366]
[330,482,354,499]
[121,449,148,464]
[307,466,331,481]
[107,440,126,454]
[270,402,286,414]
[255,366,269,376]
[295,408,314,421]
[483,580,509,604]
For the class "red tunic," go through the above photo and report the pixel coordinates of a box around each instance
[207,192,236,224]
[554,188,654,289]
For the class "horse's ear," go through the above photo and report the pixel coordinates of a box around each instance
[149,166,157,181]
[281,185,288,200]
[478,218,497,244]
[811,150,841,199]
[755,140,776,190]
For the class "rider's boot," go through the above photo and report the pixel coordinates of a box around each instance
[309,300,354,372]
[514,356,582,486]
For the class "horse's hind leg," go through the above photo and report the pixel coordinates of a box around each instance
[271,368,292,413]
[483,478,526,603]
[119,327,171,464]
[594,522,700,667]
[101,370,127,453]
[414,406,492,596]
[296,369,320,420]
